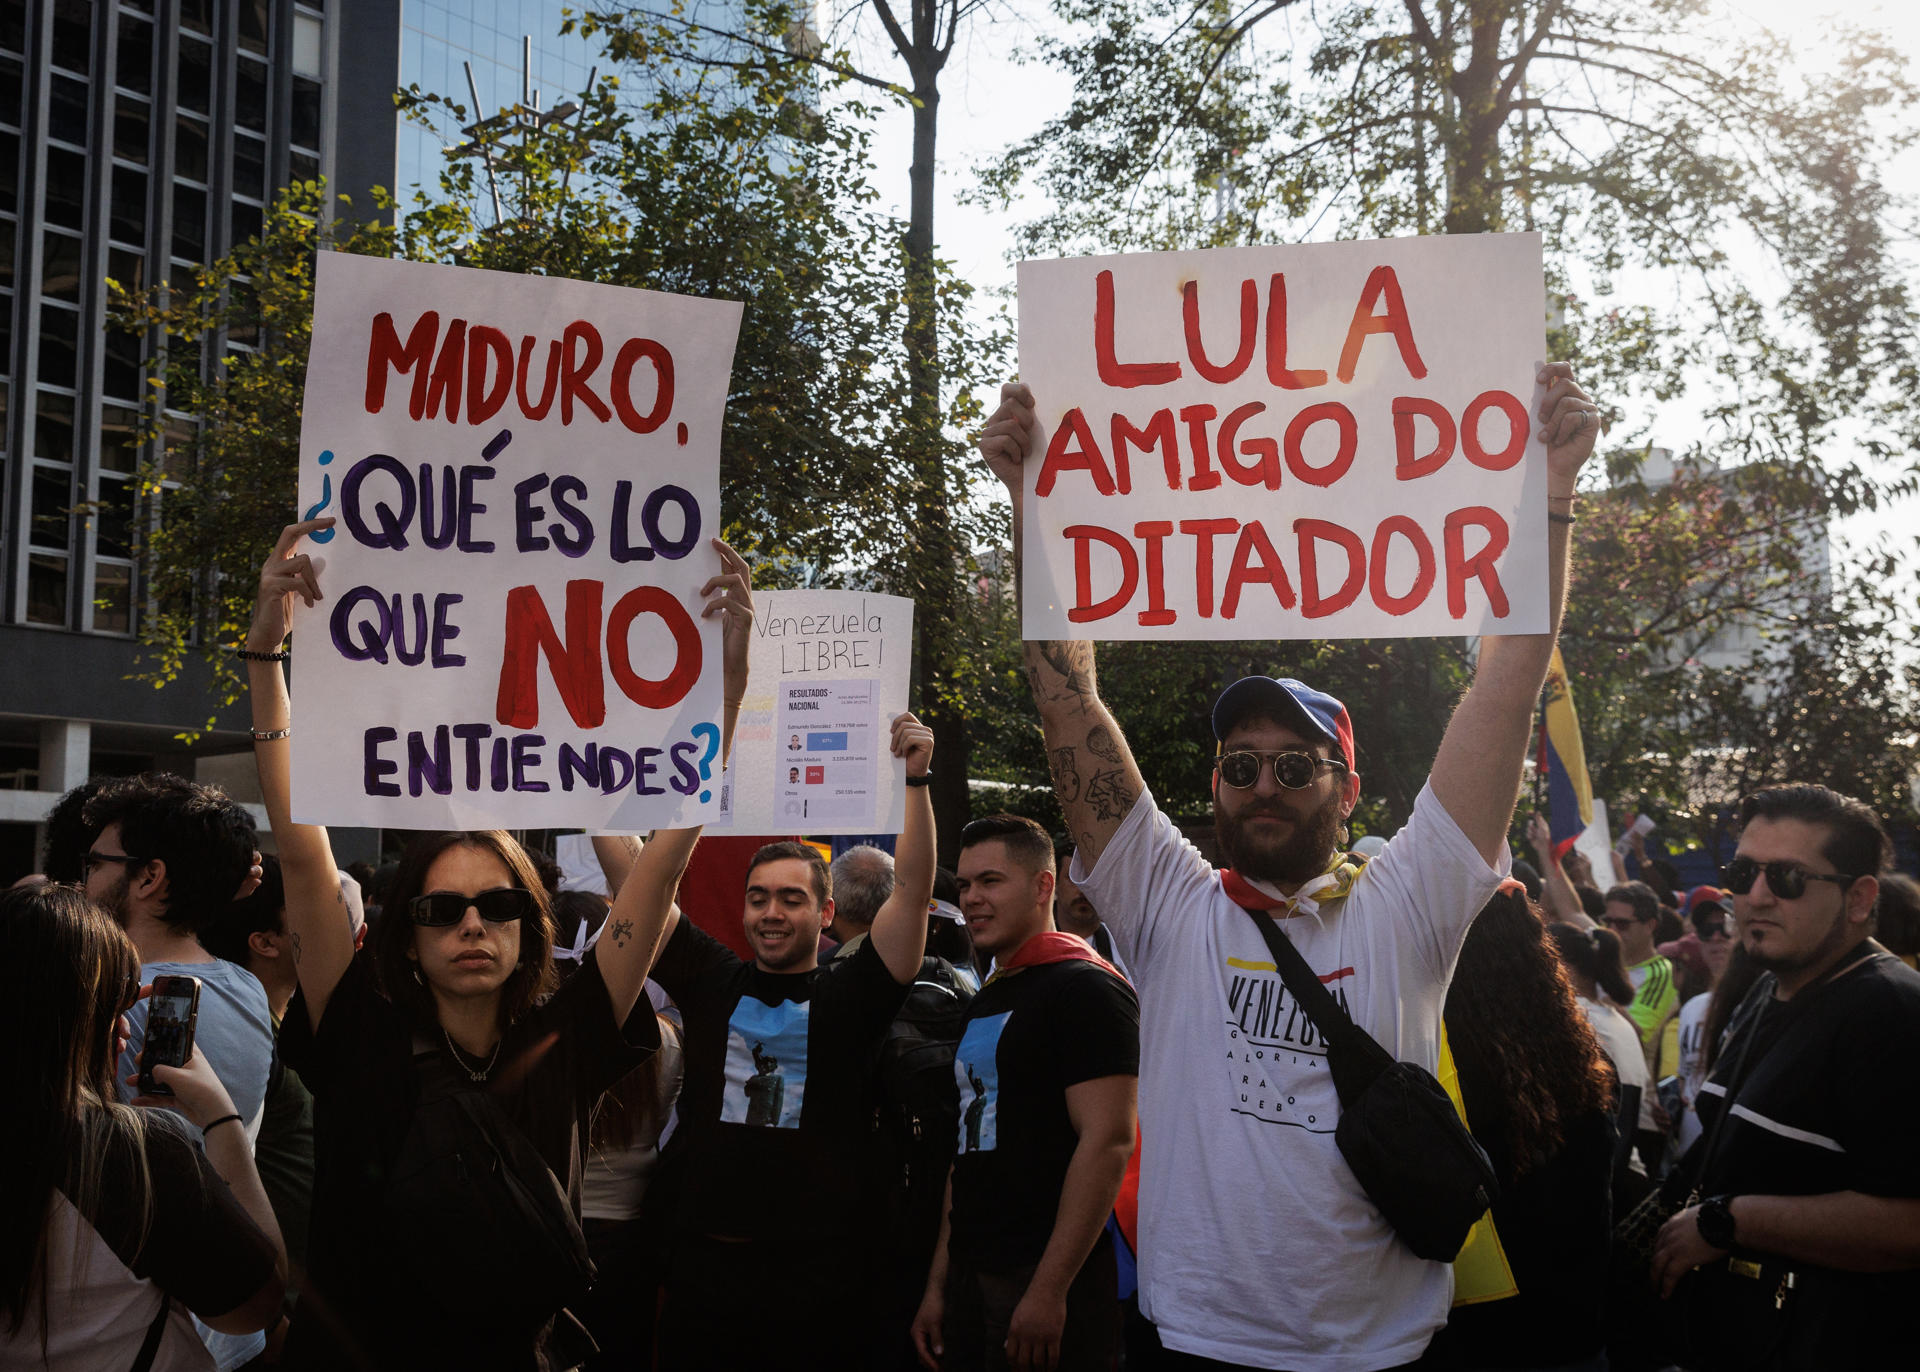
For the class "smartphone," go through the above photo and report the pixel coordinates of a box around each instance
[138,975,202,1096]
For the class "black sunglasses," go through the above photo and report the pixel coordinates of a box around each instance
[1217,749,1348,790]
[1723,857,1855,902]
[82,851,151,878]
[409,887,536,927]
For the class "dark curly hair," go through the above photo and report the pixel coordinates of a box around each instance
[81,774,256,934]
[1445,888,1615,1179]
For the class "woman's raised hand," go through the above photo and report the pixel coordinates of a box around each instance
[250,517,334,651]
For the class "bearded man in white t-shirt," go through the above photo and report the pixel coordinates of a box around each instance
[978,364,1601,1372]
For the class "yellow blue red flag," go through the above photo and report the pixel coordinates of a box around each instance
[1538,647,1592,860]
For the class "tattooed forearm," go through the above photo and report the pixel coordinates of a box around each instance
[1029,639,1096,704]
[1084,768,1140,823]
[1050,746,1083,803]
[610,918,634,948]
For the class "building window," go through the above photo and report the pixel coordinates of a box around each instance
[116,13,153,97]
[50,0,92,78]
[27,553,69,626]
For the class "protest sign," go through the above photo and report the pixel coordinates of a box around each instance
[288,253,743,830]
[712,589,914,836]
[1017,234,1551,641]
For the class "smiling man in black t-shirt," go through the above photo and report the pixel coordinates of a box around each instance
[1651,784,1920,1369]
[650,712,936,1370]
[914,814,1138,1372]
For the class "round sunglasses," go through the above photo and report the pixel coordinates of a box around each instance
[1216,749,1348,790]
[409,887,536,927]
[1722,856,1856,902]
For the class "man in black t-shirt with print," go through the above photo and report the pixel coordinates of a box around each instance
[1651,784,1920,1369]
[914,815,1139,1372]
[650,712,936,1370]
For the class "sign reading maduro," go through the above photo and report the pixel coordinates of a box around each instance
[289,253,742,830]
[1017,235,1551,641]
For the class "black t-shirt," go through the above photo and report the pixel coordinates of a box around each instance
[84,1109,278,1313]
[1691,947,1920,1358]
[279,946,657,1371]
[948,959,1140,1270]
[1430,1108,1614,1367]
[649,917,910,1243]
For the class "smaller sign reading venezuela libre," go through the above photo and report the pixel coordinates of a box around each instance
[289,253,742,831]
[1017,234,1551,642]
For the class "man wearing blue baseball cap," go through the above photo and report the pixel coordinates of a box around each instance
[979,363,1602,1371]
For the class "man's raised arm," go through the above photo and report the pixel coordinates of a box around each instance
[981,383,1147,869]
[867,713,937,982]
[1429,363,1601,865]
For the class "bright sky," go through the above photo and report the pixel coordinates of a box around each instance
[854,0,1919,584]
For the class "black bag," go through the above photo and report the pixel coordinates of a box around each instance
[874,955,974,1254]
[383,1040,596,1337]
[1238,906,1497,1261]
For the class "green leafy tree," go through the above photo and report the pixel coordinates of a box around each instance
[576,0,1009,854]
[958,0,1919,843]
[118,1,1008,755]
[109,185,393,729]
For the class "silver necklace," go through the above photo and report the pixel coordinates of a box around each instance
[443,1028,502,1083]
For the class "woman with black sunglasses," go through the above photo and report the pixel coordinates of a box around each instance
[241,518,754,1372]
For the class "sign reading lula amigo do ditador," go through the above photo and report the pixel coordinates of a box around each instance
[1018,234,1553,641]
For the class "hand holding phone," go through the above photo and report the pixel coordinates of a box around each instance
[128,1043,240,1131]
[136,975,201,1097]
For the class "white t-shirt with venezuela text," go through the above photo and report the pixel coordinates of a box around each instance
[1073,782,1507,1372]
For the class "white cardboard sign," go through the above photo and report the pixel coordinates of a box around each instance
[289,253,743,830]
[713,589,914,836]
[1018,234,1551,641]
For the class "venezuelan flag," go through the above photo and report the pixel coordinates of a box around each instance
[1538,647,1593,861]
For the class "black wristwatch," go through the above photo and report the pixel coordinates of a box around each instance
[1696,1195,1739,1250]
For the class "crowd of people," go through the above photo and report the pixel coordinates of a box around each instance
[3,364,1917,1372]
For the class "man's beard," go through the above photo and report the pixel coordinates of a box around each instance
[1217,789,1347,886]
[96,872,133,927]
[1745,907,1852,978]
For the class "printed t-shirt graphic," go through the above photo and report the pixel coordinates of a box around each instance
[1225,954,1353,1131]
[955,1012,1011,1153]
[723,997,810,1127]
[947,961,1140,1272]
[647,916,911,1243]
[1072,782,1507,1372]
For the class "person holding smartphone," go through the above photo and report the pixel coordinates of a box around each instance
[0,884,284,1370]
[243,517,754,1371]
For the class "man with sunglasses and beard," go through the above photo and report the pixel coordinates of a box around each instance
[978,363,1602,1371]
[1650,784,1920,1369]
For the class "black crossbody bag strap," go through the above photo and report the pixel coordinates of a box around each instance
[1237,906,1394,1102]
[128,1293,169,1372]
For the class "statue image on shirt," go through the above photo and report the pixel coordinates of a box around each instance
[744,1042,785,1126]
[963,1064,988,1152]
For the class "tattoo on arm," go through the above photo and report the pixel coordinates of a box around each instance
[290,932,303,966]
[1050,746,1083,803]
[1084,768,1139,823]
[1087,724,1123,764]
[611,918,634,948]
[1033,640,1095,703]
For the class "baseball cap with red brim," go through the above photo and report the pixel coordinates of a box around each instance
[1212,677,1356,769]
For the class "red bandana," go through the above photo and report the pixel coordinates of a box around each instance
[991,930,1130,987]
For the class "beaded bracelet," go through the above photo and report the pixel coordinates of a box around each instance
[236,647,289,662]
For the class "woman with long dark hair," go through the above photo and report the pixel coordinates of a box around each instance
[1551,920,1658,1188]
[243,518,754,1371]
[1430,886,1618,1371]
[1,884,283,1369]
